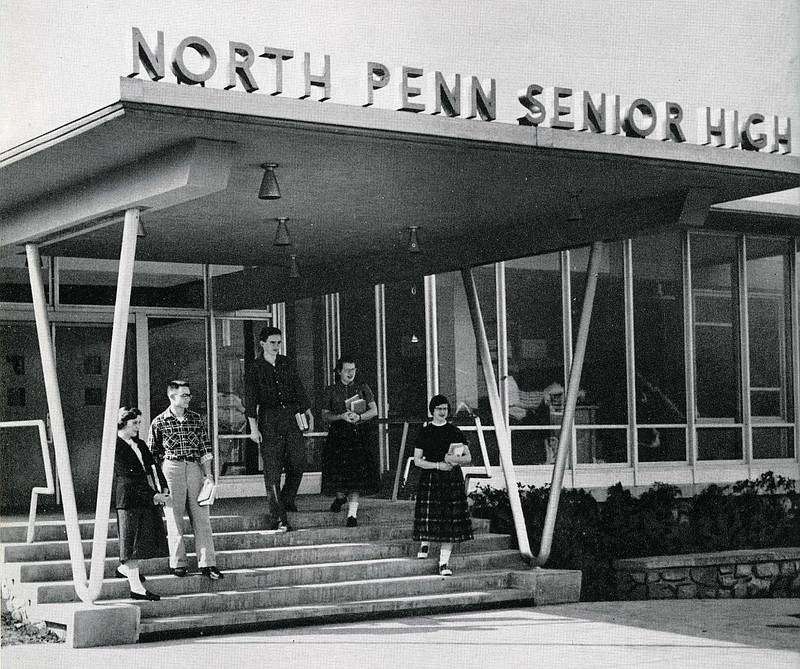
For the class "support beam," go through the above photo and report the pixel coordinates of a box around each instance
[86,208,140,601]
[461,266,533,563]
[26,244,89,601]
[536,241,603,567]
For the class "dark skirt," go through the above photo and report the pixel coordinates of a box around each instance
[321,421,378,496]
[117,506,169,561]
[413,468,474,543]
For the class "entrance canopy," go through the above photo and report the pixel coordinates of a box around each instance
[1,77,797,309]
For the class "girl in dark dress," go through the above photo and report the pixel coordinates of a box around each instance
[115,407,170,601]
[320,356,378,526]
[413,395,473,576]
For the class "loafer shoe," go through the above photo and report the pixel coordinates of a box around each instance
[272,520,292,532]
[172,567,188,578]
[115,567,145,583]
[131,590,160,601]
[201,566,224,580]
[416,545,429,560]
[346,516,358,527]
[438,563,452,576]
[329,498,346,512]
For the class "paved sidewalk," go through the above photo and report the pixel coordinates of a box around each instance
[3,599,799,669]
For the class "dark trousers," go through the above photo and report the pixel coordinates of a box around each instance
[258,408,306,523]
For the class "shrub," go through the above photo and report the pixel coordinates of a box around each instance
[468,471,799,601]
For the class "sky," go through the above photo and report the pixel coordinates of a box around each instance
[1,0,798,201]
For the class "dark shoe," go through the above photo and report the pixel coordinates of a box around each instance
[172,567,188,578]
[330,497,346,512]
[115,567,145,583]
[131,590,160,601]
[438,563,452,576]
[346,516,358,527]
[284,501,299,512]
[271,520,292,532]
[201,566,224,580]
[416,545,429,560]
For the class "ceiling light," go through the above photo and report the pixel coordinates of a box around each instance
[289,254,301,279]
[274,218,291,246]
[568,192,583,221]
[407,226,421,253]
[259,163,281,200]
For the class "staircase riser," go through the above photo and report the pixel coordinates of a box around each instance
[1,506,428,543]
[18,534,511,582]
[136,572,514,617]
[139,591,537,637]
[34,551,523,604]
[3,519,491,563]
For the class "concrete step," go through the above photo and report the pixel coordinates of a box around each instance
[15,533,512,583]
[1,518,491,562]
[138,587,537,639]
[31,550,526,604]
[0,500,418,543]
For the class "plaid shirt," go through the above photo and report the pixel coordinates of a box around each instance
[148,407,213,464]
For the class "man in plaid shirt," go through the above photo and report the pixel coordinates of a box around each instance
[149,380,223,580]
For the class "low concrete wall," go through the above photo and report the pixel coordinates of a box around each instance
[614,548,800,600]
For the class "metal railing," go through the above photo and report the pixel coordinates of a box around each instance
[0,419,55,543]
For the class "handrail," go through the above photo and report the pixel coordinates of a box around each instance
[0,420,55,543]
[461,266,533,564]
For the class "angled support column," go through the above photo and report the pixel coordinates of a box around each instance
[536,241,603,567]
[461,267,533,564]
[25,208,140,604]
[26,244,90,601]
[87,207,140,600]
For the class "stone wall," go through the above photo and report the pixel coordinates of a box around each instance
[614,548,800,600]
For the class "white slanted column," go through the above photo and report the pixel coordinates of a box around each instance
[536,241,603,567]
[460,266,533,563]
[25,243,90,601]
[87,207,141,602]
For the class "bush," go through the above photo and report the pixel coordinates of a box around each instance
[468,471,799,601]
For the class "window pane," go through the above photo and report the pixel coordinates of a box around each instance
[59,258,204,308]
[571,243,628,463]
[697,427,742,460]
[633,231,687,424]
[691,234,740,420]
[637,427,687,463]
[340,286,379,405]
[149,318,208,423]
[747,237,793,423]
[510,428,561,465]
[752,427,794,459]
[505,253,565,428]
[215,318,271,476]
[0,254,51,303]
[435,267,497,423]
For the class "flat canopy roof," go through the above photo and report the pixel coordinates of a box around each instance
[1,78,798,307]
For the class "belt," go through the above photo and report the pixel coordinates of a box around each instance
[165,455,200,462]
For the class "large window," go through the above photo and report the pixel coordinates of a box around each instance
[505,253,564,465]
[632,231,687,463]
[571,243,628,464]
[746,237,795,459]
[0,253,51,303]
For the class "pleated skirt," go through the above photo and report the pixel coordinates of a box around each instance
[413,468,474,543]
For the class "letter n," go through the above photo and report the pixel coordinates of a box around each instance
[129,28,164,80]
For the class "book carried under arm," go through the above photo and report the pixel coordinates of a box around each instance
[197,478,217,506]
[345,395,367,415]
[447,443,466,458]
[295,412,309,430]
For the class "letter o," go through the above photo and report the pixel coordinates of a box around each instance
[172,36,217,84]
[624,98,657,138]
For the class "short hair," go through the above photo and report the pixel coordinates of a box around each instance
[428,394,451,415]
[167,380,190,395]
[335,355,357,373]
[259,326,282,342]
[117,406,142,430]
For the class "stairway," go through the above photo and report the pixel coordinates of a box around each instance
[1,497,581,642]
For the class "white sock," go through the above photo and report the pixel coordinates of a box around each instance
[124,563,146,595]
[439,544,453,566]
[348,500,359,517]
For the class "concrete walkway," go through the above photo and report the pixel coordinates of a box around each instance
[3,599,799,668]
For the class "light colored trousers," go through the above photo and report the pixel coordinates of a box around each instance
[162,460,217,568]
